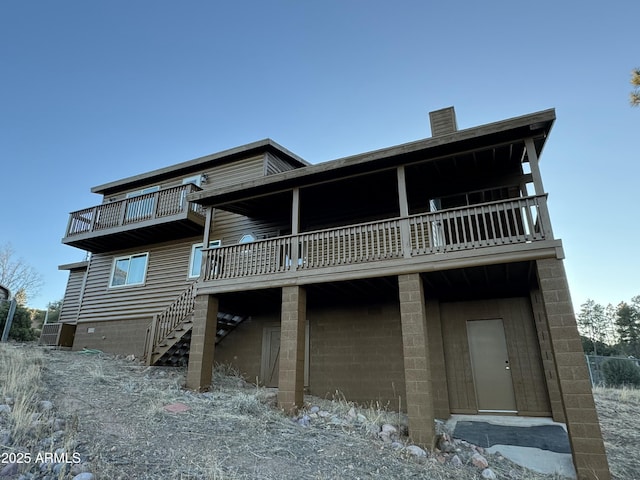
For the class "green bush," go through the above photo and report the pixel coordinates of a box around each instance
[601,358,640,388]
[0,301,37,342]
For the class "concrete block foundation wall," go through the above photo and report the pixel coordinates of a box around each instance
[72,318,151,357]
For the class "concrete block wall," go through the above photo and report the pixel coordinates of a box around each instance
[72,317,150,357]
[398,273,435,445]
[186,294,219,390]
[536,258,610,480]
[278,286,306,412]
[309,303,405,410]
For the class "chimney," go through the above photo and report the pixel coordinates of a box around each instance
[429,106,458,136]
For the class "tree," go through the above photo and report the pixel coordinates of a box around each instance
[615,299,640,357]
[0,300,37,341]
[631,67,640,107]
[31,300,62,328]
[0,243,44,305]
[577,299,610,355]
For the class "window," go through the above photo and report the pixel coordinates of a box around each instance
[189,241,221,278]
[110,253,149,287]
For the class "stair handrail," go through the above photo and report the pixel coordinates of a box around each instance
[144,282,197,363]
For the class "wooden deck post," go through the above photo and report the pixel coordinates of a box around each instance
[536,258,610,480]
[397,166,412,258]
[186,294,219,390]
[398,273,435,446]
[277,285,306,412]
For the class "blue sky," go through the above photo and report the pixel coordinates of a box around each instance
[1,1,637,312]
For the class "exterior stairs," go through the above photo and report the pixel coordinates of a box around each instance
[144,283,248,366]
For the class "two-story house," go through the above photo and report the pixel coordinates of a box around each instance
[57,107,610,479]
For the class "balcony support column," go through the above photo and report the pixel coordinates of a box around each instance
[524,138,545,196]
[535,258,610,480]
[186,294,219,391]
[397,166,412,258]
[278,285,306,412]
[398,273,435,446]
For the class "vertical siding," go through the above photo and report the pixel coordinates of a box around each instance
[440,298,550,415]
[59,268,87,323]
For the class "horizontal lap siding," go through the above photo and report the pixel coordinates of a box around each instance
[59,268,86,323]
[265,152,300,175]
[77,239,196,323]
[100,155,267,202]
[212,211,288,244]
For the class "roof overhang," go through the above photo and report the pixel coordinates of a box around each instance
[188,108,555,210]
[91,139,310,196]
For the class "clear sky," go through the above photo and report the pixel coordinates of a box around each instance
[1,1,637,312]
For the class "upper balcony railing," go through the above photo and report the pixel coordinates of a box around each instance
[201,194,552,282]
[65,184,205,238]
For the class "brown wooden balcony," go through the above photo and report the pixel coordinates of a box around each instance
[198,195,560,293]
[63,184,206,253]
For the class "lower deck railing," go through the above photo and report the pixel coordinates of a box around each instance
[202,195,551,282]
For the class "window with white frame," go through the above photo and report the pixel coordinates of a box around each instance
[189,240,221,278]
[110,253,149,287]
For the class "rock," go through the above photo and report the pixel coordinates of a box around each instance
[297,415,310,427]
[381,424,397,435]
[405,445,427,457]
[0,462,18,476]
[39,400,54,412]
[317,410,330,418]
[391,441,403,450]
[125,354,135,361]
[72,473,95,480]
[356,413,367,423]
[436,433,455,453]
[481,468,497,479]
[450,454,462,467]
[471,452,489,469]
[0,405,11,415]
[309,405,320,414]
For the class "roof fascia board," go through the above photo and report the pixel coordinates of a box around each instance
[91,139,309,195]
[189,108,555,206]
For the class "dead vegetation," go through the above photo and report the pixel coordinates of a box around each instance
[0,344,636,479]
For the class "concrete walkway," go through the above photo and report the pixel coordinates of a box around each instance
[446,415,577,479]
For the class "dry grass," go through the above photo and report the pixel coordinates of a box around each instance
[593,386,640,479]
[2,345,638,479]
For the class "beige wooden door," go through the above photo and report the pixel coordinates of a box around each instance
[261,326,281,387]
[260,324,310,388]
[467,319,517,412]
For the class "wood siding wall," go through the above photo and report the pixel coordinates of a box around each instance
[76,239,197,323]
[58,268,87,323]
[265,152,300,175]
[440,297,551,416]
[101,155,267,203]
